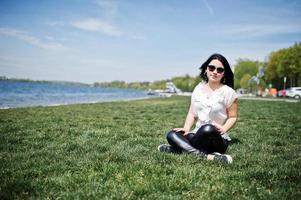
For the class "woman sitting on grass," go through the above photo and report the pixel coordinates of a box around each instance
[158,53,238,164]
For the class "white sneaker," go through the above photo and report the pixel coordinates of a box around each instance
[210,152,233,164]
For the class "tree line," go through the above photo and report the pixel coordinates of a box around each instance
[234,42,300,92]
[93,75,201,92]
[94,42,301,92]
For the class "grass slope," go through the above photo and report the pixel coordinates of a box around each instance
[0,96,300,199]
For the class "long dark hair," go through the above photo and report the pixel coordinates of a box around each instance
[199,53,234,88]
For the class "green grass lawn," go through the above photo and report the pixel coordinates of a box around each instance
[0,96,300,199]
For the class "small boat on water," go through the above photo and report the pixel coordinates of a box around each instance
[147,82,191,97]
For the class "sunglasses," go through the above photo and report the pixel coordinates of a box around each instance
[208,65,225,74]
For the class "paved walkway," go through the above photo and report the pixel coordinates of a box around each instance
[238,96,299,103]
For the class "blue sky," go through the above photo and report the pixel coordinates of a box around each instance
[0,0,300,83]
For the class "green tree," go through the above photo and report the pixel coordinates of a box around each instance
[266,42,301,88]
[233,59,261,89]
[150,80,167,90]
[172,74,196,92]
[240,74,252,89]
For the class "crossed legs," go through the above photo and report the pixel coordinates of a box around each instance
[166,124,228,155]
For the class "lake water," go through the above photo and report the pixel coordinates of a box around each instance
[0,80,156,109]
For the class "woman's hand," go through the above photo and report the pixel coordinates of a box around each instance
[173,128,189,136]
[172,104,196,137]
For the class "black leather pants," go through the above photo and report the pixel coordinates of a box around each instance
[167,124,228,155]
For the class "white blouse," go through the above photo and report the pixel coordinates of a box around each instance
[191,83,238,141]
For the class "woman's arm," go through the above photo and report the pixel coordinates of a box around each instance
[215,99,238,134]
[173,104,196,136]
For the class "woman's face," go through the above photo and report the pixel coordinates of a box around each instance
[206,59,225,84]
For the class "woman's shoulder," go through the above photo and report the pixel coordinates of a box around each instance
[221,85,238,105]
[221,85,236,94]
[191,82,206,97]
[194,82,206,90]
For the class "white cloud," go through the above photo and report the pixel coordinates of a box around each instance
[45,21,65,27]
[0,27,65,50]
[95,0,116,11]
[72,18,122,36]
[94,0,117,19]
[128,33,147,40]
[202,0,214,16]
[221,23,301,38]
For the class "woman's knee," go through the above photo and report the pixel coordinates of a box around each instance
[192,124,219,147]
[198,124,218,135]
[166,130,178,141]
[166,130,185,143]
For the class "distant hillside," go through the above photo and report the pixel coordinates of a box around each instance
[0,77,90,87]
[1,74,202,92]
[93,74,201,92]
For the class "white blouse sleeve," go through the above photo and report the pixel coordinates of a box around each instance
[190,84,201,117]
[225,87,238,108]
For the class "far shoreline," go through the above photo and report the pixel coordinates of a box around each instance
[0,95,163,110]
[1,95,299,110]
